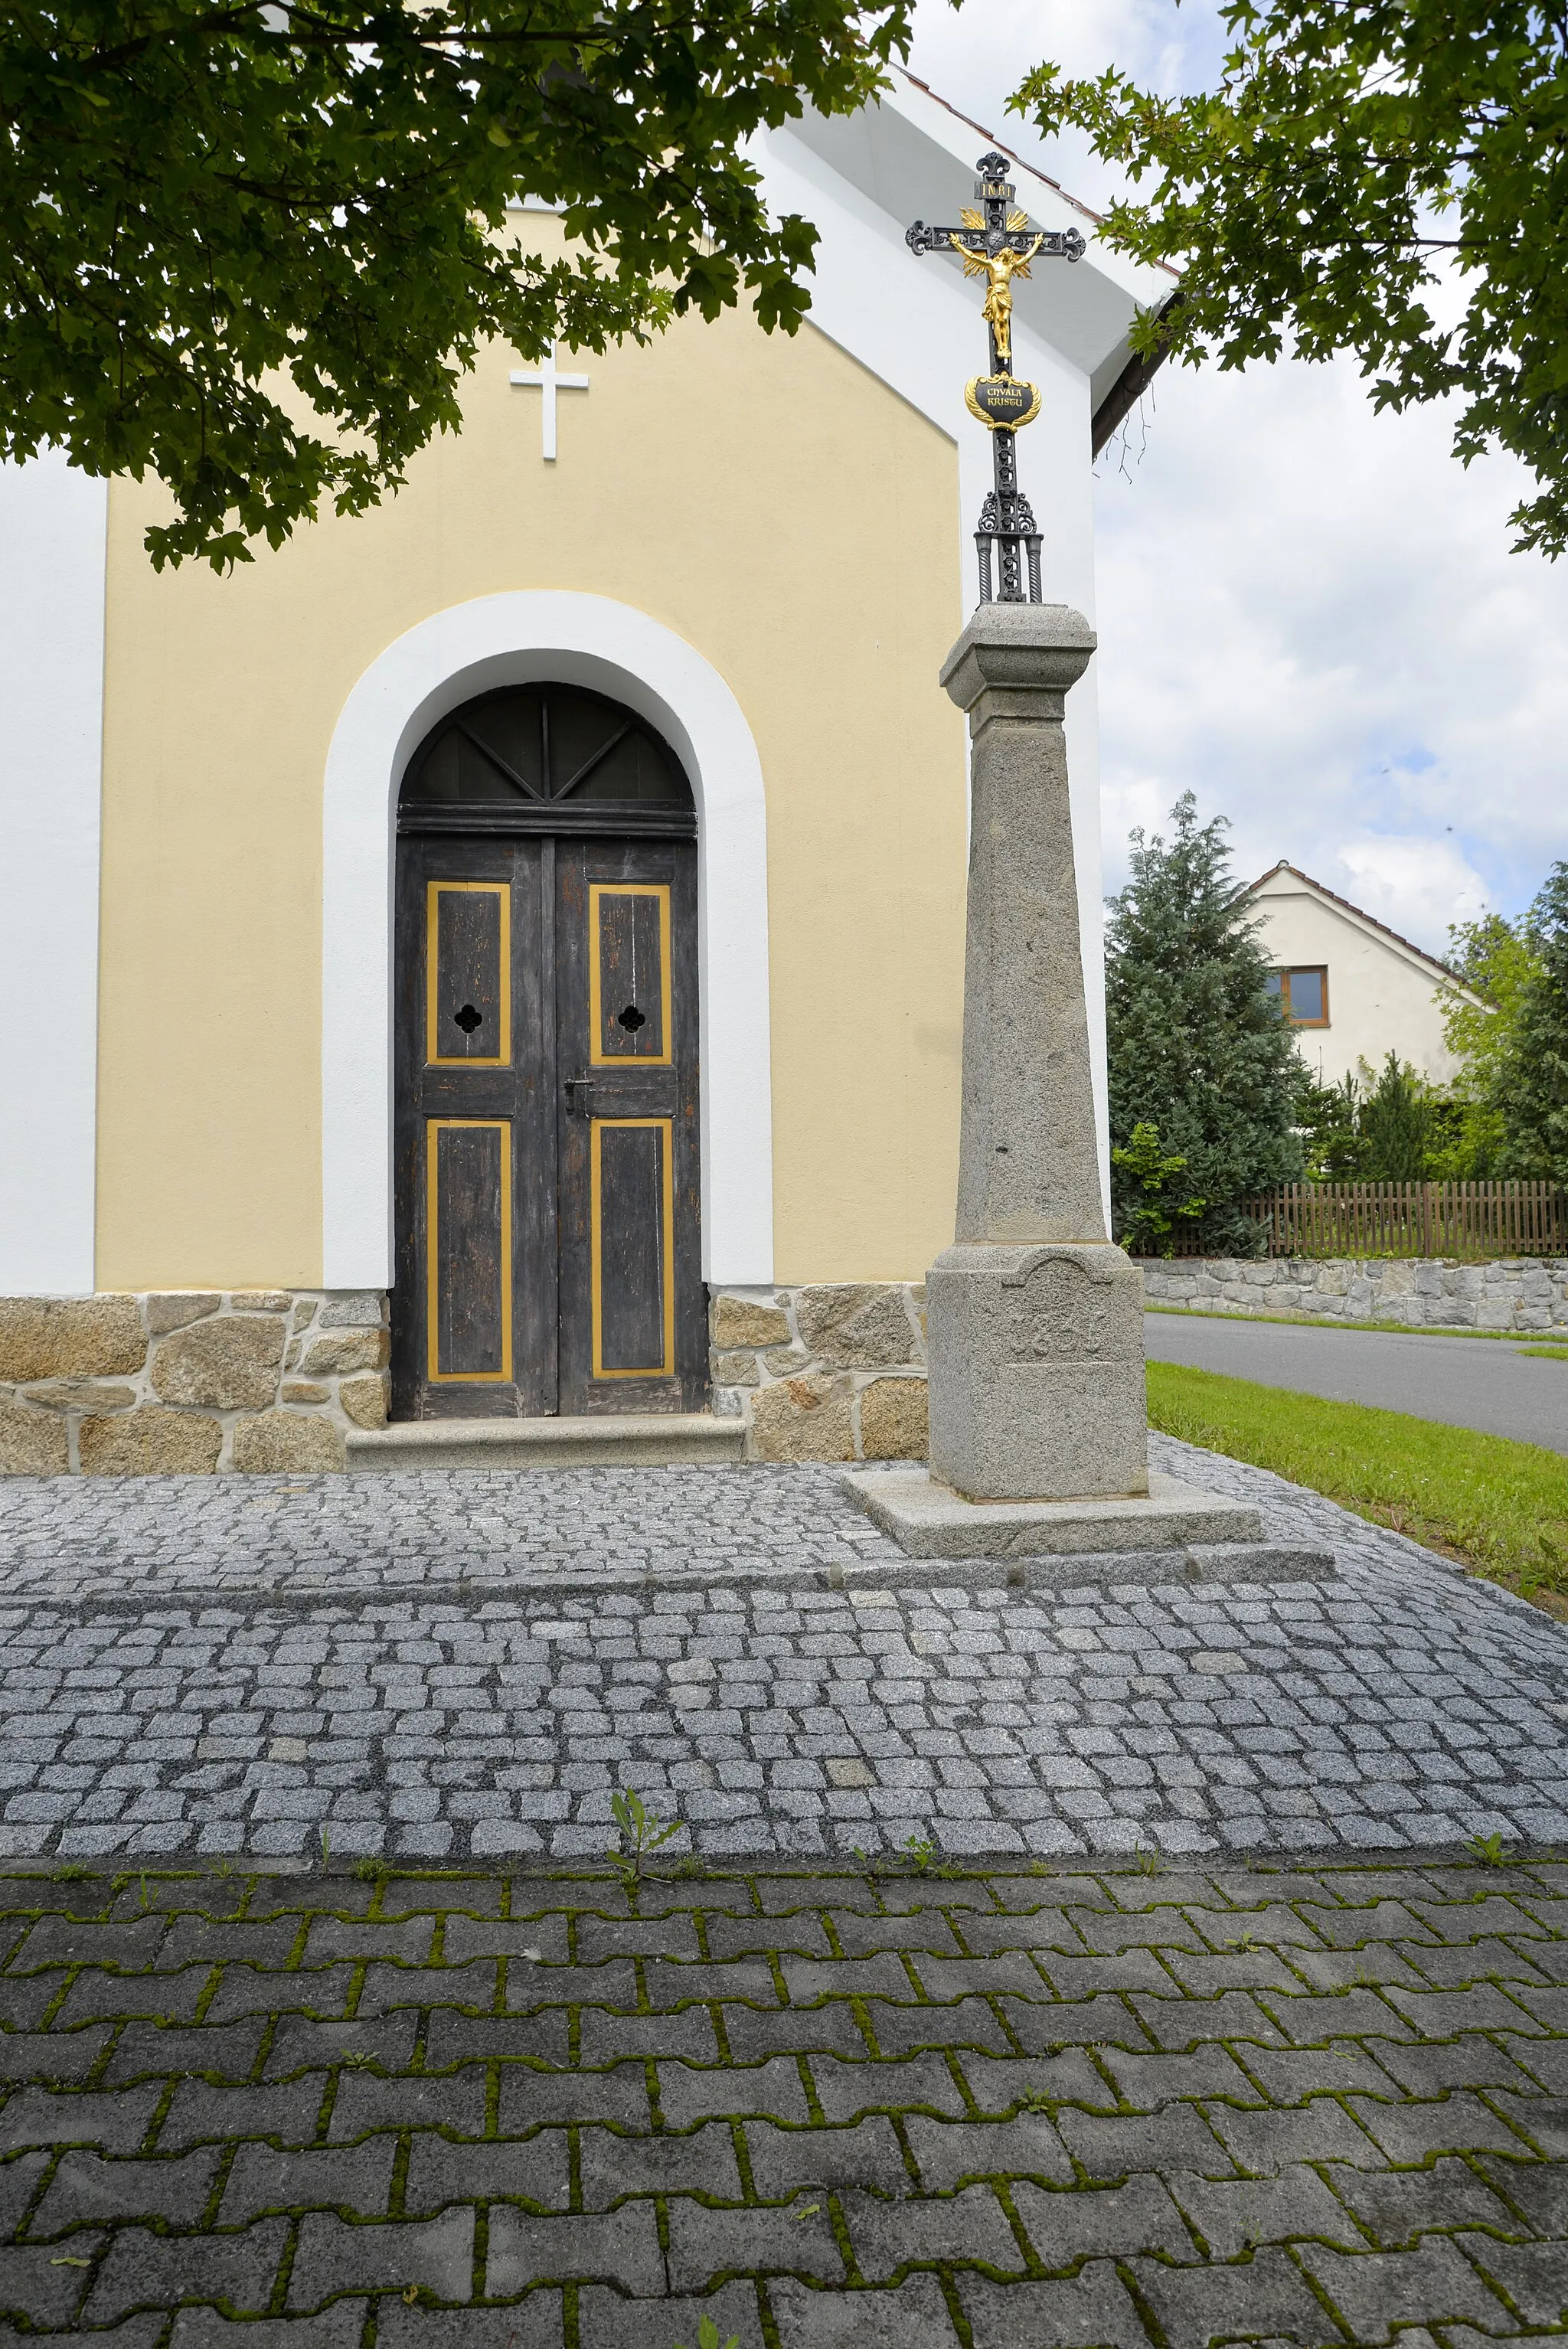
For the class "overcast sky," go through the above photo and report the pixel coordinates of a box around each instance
[903,0,1568,956]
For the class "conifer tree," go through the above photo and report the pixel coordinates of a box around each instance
[1358,1052,1432,1182]
[1105,795,1303,1256]
[1504,864,1568,1184]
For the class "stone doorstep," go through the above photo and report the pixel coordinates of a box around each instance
[843,1467,1333,1583]
[345,1413,746,1472]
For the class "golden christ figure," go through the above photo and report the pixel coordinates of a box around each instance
[954,230,1045,368]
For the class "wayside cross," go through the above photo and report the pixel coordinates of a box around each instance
[907,152,1086,604]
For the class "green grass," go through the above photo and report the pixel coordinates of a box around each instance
[1147,1360,1568,1601]
[1521,1344,1568,1361]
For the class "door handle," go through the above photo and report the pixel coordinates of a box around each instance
[564,1074,594,1115]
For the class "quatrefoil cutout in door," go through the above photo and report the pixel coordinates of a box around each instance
[590,884,670,1064]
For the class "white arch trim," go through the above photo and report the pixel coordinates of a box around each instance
[322,590,773,1291]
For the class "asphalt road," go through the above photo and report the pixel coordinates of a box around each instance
[1145,1311,1568,1454]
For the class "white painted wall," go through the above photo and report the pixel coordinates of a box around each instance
[1244,868,1468,1087]
[0,452,106,1294]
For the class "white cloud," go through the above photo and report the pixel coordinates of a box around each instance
[906,0,1568,952]
[1092,351,1568,948]
[1325,837,1492,951]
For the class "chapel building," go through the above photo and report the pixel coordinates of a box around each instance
[0,74,1164,1475]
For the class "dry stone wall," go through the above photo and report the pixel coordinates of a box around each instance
[709,1284,929,1462]
[0,1292,389,1475]
[1141,1254,1568,1331]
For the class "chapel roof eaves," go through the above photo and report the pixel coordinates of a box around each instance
[892,72,1099,227]
[890,67,1180,278]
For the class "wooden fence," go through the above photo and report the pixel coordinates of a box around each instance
[1165,1181,1568,1260]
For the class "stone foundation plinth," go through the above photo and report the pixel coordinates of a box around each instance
[709,1285,929,1463]
[2,1282,929,1473]
[0,1292,388,1474]
[1141,1255,1568,1331]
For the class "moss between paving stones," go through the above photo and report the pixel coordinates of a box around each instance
[1,1854,1567,2344]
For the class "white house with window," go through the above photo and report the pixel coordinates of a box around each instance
[1236,860,1487,1088]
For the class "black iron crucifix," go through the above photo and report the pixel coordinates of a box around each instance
[907,151,1086,604]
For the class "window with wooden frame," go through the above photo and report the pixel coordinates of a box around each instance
[1266,966,1330,1026]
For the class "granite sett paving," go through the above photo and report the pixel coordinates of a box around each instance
[2,1853,1568,2345]
[0,1437,1566,1865]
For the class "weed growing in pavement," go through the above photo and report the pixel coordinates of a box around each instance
[673,2318,740,2349]
[1468,1830,1514,1867]
[607,1787,681,1889]
[51,1864,91,1883]
[1018,2086,1053,2114]
[1133,1843,1164,1876]
[354,1856,391,1884]
[896,1832,962,1879]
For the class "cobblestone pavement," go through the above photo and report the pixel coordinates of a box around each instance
[5,1856,1568,2347]
[0,1439,1566,1865]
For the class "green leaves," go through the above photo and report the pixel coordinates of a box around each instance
[1012,0,1568,554]
[672,2318,740,2349]
[606,1783,681,1886]
[3,0,915,566]
[1109,1121,1207,1258]
[1438,877,1568,1181]
[1504,865,1568,1184]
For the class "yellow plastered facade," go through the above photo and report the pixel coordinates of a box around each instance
[96,298,967,1292]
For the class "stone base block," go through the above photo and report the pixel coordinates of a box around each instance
[926,1241,1147,1498]
[843,1469,1332,1583]
[844,1468,1334,1583]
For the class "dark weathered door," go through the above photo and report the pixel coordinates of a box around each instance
[390,683,705,1420]
[555,841,703,1413]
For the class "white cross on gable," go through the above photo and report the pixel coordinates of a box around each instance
[509,343,590,462]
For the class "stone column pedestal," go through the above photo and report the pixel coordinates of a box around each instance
[926,602,1147,1501]
[844,603,1331,1579]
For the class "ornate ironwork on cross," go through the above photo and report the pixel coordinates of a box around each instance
[907,152,1086,606]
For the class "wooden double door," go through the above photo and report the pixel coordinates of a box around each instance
[391,831,706,1417]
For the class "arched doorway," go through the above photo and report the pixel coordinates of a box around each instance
[390,682,705,1419]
